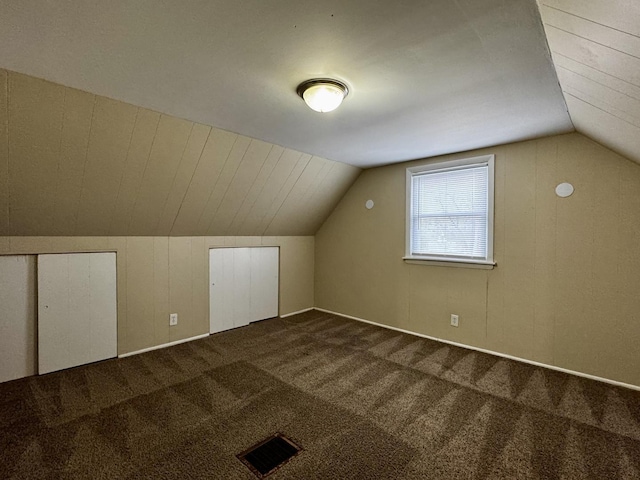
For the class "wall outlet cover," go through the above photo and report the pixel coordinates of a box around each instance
[170,313,178,326]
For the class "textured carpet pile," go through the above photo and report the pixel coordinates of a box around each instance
[1,310,640,479]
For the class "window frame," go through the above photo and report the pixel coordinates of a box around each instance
[404,154,495,268]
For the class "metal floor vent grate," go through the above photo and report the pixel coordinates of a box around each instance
[237,433,302,478]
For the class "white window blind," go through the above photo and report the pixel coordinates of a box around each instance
[410,163,489,261]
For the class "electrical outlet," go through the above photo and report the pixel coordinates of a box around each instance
[450,314,459,327]
[170,313,178,326]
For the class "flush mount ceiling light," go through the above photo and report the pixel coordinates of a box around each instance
[297,79,349,113]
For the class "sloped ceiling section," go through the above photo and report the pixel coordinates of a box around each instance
[539,0,640,164]
[0,70,361,237]
[0,0,573,168]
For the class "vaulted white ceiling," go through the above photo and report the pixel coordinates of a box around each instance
[539,0,640,164]
[0,0,573,168]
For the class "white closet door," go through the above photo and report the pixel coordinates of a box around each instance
[0,255,36,383]
[209,247,279,334]
[38,252,117,375]
[250,247,279,322]
[232,248,252,328]
[209,248,235,334]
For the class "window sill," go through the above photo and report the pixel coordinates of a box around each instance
[402,256,496,269]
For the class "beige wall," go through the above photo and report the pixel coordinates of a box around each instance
[315,133,640,387]
[0,69,360,237]
[0,236,314,355]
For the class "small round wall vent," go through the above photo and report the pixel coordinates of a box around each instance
[555,183,574,198]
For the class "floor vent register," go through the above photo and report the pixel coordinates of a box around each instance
[237,433,302,478]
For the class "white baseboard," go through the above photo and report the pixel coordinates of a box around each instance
[280,307,315,318]
[314,307,640,392]
[118,333,210,358]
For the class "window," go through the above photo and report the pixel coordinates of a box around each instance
[405,154,495,266]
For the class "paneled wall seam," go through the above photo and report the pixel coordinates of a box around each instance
[231,146,285,235]
[168,127,212,236]
[552,52,635,89]
[50,88,68,234]
[72,94,97,236]
[557,65,640,102]
[223,144,275,236]
[109,107,141,235]
[547,24,640,61]
[267,155,325,236]
[564,91,640,128]
[195,135,238,232]
[296,161,335,234]
[1,70,8,234]
[154,240,158,345]
[190,238,195,337]
[262,155,312,236]
[5,72,10,234]
[124,238,131,353]
[124,114,162,235]
[204,139,253,235]
[532,144,538,357]
[153,122,195,236]
[551,139,559,366]
[249,151,304,236]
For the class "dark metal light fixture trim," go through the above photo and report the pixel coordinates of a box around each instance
[296,78,349,99]
[296,78,349,112]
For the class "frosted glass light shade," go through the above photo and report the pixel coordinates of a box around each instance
[303,84,344,112]
[297,79,348,113]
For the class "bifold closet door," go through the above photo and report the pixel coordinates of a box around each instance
[249,247,278,322]
[0,255,36,383]
[232,248,252,328]
[38,252,117,375]
[209,248,235,334]
[209,247,279,334]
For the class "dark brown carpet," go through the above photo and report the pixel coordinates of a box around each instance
[2,310,640,479]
